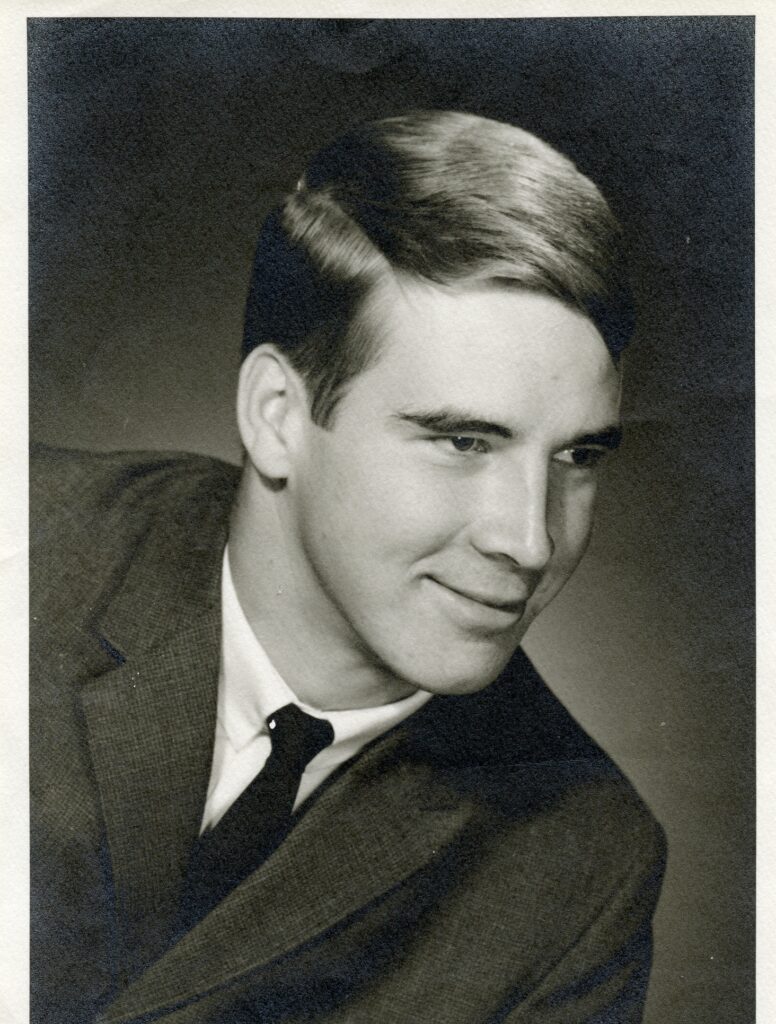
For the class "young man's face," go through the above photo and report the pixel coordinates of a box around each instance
[285,278,621,699]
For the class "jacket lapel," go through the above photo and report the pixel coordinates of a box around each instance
[81,609,221,962]
[78,461,238,964]
[98,719,474,1023]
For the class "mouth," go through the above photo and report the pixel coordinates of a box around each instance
[427,577,528,621]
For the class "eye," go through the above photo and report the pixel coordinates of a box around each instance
[555,446,608,469]
[447,436,490,454]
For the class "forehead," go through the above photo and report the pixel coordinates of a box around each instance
[348,277,621,434]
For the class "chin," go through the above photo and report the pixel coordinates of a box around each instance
[399,644,521,698]
[420,675,501,698]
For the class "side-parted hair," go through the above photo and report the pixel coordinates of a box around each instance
[243,110,634,425]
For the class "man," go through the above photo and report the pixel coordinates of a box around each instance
[31,111,665,1023]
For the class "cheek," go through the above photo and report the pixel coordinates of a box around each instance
[317,445,456,553]
[526,489,596,621]
[548,482,598,570]
[292,476,408,596]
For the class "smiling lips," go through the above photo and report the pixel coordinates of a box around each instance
[428,576,529,618]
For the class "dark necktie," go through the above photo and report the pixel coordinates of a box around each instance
[180,703,334,931]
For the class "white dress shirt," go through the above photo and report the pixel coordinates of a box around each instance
[200,547,432,833]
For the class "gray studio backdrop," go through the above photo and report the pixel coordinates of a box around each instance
[29,18,754,1024]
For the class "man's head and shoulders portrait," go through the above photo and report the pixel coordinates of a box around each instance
[25,17,754,1024]
[30,108,666,1024]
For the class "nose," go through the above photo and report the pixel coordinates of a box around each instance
[468,461,554,572]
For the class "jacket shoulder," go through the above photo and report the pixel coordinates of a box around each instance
[31,443,238,519]
[30,445,240,631]
[492,654,666,885]
[405,647,664,867]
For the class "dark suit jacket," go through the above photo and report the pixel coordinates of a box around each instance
[30,447,666,1024]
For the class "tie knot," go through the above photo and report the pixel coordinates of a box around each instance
[267,703,334,771]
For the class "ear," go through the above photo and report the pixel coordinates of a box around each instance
[237,346,309,480]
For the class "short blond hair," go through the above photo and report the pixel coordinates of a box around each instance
[243,110,634,424]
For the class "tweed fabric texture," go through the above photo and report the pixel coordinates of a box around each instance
[30,448,665,1024]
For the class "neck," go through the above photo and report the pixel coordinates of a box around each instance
[228,468,417,711]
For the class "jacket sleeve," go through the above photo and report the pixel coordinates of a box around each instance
[498,821,666,1024]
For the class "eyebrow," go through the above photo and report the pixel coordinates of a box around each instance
[393,410,623,450]
[393,410,514,439]
[572,427,623,450]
